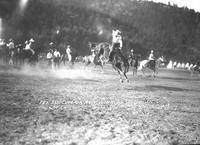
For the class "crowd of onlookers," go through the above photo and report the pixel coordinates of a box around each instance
[0,38,74,68]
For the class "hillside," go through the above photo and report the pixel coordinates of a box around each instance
[1,0,200,62]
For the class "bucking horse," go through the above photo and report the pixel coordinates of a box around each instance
[109,43,129,82]
[21,41,38,66]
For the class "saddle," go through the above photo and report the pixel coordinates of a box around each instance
[148,60,156,67]
[109,46,122,62]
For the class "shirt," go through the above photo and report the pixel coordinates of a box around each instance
[149,53,155,60]
[47,52,53,59]
[66,48,72,55]
[54,51,60,57]
[7,42,15,49]
[24,43,31,50]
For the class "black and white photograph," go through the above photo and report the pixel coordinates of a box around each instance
[0,0,200,144]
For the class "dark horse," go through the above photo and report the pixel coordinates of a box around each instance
[129,54,140,76]
[110,47,129,83]
[21,49,38,66]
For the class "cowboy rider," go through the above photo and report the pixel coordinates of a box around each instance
[112,29,122,50]
[109,29,123,61]
[24,38,35,55]
[148,50,155,66]
[129,49,135,66]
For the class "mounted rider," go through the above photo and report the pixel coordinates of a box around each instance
[148,50,155,67]
[109,29,123,62]
[129,49,138,67]
[24,38,35,55]
[112,29,122,50]
[129,49,135,62]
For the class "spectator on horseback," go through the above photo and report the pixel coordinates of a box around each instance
[129,49,135,66]
[129,49,134,58]
[148,50,155,66]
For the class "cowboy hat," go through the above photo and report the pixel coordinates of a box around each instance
[29,38,35,42]
[49,42,54,45]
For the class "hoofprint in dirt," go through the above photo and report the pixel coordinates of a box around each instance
[0,64,200,145]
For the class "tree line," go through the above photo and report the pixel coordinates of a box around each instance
[1,0,200,62]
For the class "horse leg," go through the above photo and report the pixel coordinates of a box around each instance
[115,65,124,82]
[133,66,137,76]
[117,69,123,83]
[123,71,129,82]
[152,67,157,77]
[135,66,138,75]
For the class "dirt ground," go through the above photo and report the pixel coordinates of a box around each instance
[0,63,200,145]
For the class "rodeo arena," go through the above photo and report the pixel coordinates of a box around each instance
[0,0,200,145]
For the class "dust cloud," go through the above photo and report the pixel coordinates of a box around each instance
[0,62,105,80]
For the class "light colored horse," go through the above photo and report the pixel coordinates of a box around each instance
[83,50,104,71]
[138,56,167,77]
[83,42,110,70]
